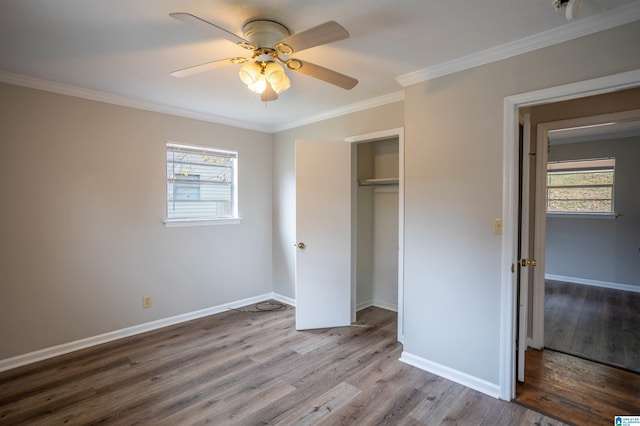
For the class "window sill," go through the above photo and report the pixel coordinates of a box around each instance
[164,218,242,227]
[546,212,617,220]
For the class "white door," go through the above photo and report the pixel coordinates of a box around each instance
[295,139,353,330]
[517,113,532,382]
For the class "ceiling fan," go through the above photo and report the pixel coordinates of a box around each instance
[170,13,359,102]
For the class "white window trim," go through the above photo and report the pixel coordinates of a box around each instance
[546,212,617,219]
[163,217,242,227]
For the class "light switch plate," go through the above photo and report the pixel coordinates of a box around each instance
[493,218,503,235]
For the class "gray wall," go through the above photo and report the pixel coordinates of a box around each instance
[546,137,640,287]
[0,83,274,360]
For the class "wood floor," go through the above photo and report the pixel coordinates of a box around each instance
[516,349,640,426]
[514,280,640,425]
[0,303,566,425]
[545,280,640,373]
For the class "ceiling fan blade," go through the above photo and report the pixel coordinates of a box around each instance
[170,57,246,78]
[277,21,349,54]
[292,60,358,90]
[261,83,278,102]
[170,13,254,49]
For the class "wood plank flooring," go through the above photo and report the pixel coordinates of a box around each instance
[545,280,640,373]
[516,349,640,426]
[0,303,566,425]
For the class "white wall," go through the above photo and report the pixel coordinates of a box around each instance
[546,136,640,287]
[0,83,273,360]
[356,143,374,306]
[371,186,399,308]
[402,21,640,387]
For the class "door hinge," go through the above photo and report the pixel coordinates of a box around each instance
[518,258,537,267]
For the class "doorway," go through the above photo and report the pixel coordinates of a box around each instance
[532,109,640,366]
[346,128,405,342]
[514,108,640,423]
[355,139,399,310]
[499,69,640,400]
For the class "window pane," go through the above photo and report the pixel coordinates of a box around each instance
[548,200,611,213]
[173,174,200,201]
[547,170,613,186]
[546,158,614,214]
[547,186,612,201]
[166,144,237,220]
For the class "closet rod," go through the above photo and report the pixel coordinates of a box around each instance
[358,178,399,187]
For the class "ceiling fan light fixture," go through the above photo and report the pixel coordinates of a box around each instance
[272,74,291,94]
[238,61,262,85]
[247,76,267,94]
[265,62,285,85]
[170,14,358,100]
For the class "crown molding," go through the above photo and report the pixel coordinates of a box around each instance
[396,2,640,87]
[1,70,403,134]
[0,71,273,133]
[271,90,405,133]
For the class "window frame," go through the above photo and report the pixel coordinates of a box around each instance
[546,157,615,217]
[164,142,240,227]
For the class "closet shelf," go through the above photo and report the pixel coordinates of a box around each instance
[358,177,399,187]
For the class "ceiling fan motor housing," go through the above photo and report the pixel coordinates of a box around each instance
[242,20,290,49]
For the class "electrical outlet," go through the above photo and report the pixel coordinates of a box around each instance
[142,296,152,309]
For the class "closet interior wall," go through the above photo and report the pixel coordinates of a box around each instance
[356,138,399,312]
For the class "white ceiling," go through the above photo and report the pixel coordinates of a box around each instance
[1,0,639,132]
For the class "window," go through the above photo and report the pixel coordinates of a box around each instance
[547,157,615,214]
[166,143,238,222]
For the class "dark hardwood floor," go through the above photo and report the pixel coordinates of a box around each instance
[545,280,640,373]
[0,303,566,425]
[516,281,640,425]
[515,349,640,426]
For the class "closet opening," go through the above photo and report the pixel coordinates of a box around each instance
[354,137,401,335]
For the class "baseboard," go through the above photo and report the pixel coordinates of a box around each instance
[0,292,280,373]
[399,351,501,399]
[356,299,398,312]
[271,292,296,307]
[356,300,373,311]
[545,274,640,293]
